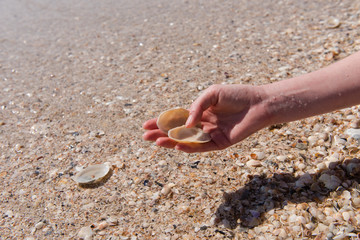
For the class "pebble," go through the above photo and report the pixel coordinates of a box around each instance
[350,120,360,129]
[297,163,306,171]
[342,212,351,222]
[5,210,14,218]
[276,155,287,161]
[251,151,266,160]
[307,136,318,146]
[161,183,175,196]
[24,237,35,240]
[35,222,45,230]
[107,216,119,226]
[14,144,24,152]
[97,221,109,230]
[157,160,167,166]
[78,226,94,240]
[305,223,315,230]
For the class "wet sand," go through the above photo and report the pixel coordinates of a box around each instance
[1,0,360,239]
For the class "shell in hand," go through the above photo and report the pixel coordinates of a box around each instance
[168,125,211,143]
[72,164,111,184]
[156,108,211,143]
[156,108,189,133]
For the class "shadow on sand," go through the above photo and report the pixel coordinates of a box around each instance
[214,158,360,229]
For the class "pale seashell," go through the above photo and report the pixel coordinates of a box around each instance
[317,132,329,141]
[333,233,347,240]
[297,163,306,170]
[273,229,281,236]
[333,135,347,147]
[292,226,301,232]
[107,216,118,226]
[156,108,189,133]
[327,17,341,29]
[246,159,262,168]
[342,212,351,222]
[288,214,297,223]
[168,125,211,143]
[305,223,315,230]
[308,135,318,146]
[278,229,287,238]
[72,164,110,184]
[352,197,360,207]
[251,151,266,160]
[78,226,94,239]
[324,207,335,216]
[342,190,351,200]
[276,155,287,161]
[345,128,360,140]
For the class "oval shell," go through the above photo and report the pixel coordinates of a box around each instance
[72,164,110,184]
[168,125,211,143]
[156,108,189,133]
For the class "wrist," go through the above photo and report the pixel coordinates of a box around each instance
[251,85,277,128]
[256,82,299,126]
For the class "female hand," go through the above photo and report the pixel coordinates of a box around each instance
[143,84,270,153]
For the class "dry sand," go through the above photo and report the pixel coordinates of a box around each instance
[1,0,360,239]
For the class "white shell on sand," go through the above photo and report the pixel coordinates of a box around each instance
[157,108,211,143]
[168,125,211,143]
[345,128,360,140]
[72,164,110,184]
[156,108,189,133]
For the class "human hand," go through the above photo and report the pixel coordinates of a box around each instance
[143,84,270,153]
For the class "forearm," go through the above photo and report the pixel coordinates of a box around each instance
[261,51,360,125]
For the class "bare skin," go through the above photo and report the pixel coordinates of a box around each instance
[143,51,360,153]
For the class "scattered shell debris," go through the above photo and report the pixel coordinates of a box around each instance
[157,108,211,143]
[1,0,360,239]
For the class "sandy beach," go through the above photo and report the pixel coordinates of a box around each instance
[1,0,360,239]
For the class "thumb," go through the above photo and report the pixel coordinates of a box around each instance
[186,86,219,127]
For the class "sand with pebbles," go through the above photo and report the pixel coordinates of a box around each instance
[1,0,360,239]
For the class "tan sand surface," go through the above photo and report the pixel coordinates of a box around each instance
[1,0,360,239]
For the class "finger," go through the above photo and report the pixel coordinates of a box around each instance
[143,118,158,130]
[156,137,178,148]
[142,129,168,141]
[175,141,220,153]
[186,86,219,128]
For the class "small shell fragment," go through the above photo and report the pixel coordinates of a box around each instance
[168,125,211,143]
[246,159,262,168]
[72,164,111,184]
